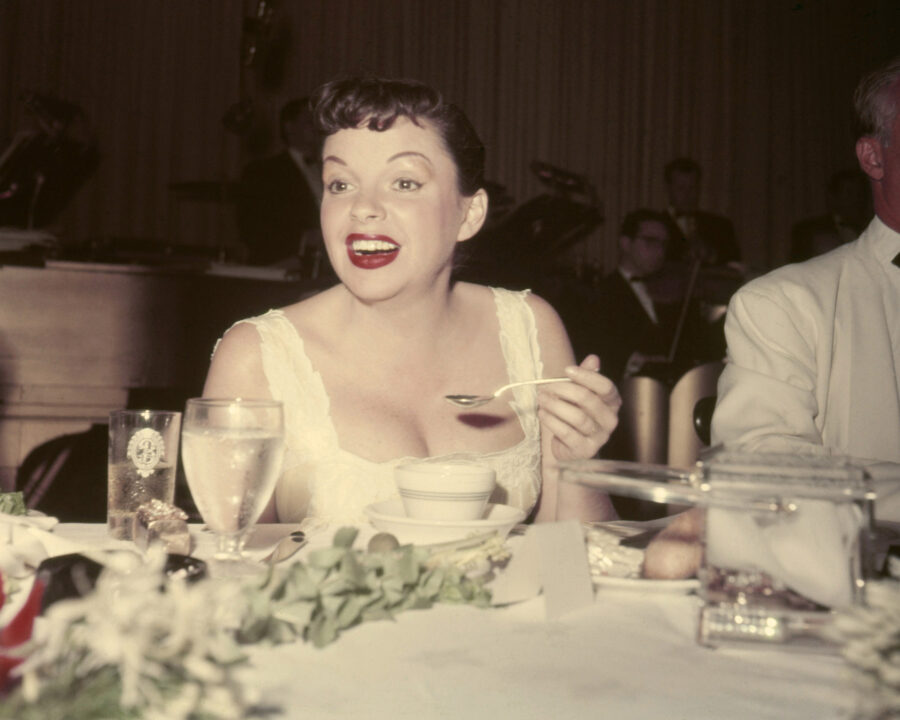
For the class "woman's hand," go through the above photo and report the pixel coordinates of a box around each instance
[537,354,621,462]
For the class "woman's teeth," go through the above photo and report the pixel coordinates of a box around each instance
[352,239,397,254]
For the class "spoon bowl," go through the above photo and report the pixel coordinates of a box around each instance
[261,530,307,565]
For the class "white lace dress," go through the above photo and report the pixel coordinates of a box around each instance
[234,287,544,527]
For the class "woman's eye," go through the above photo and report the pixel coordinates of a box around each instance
[393,178,421,191]
[326,179,350,193]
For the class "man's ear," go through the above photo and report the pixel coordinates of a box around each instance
[856,136,885,181]
[456,188,489,243]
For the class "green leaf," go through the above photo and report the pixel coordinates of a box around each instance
[308,613,339,648]
[336,594,372,629]
[381,576,407,606]
[0,491,26,516]
[238,613,273,644]
[332,526,359,549]
[319,574,355,597]
[268,618,302,644]
[393,546,420,585]
[338,550,367,587]
[360,605,395,623]
[320,594,346,619]
[400,592,434,611]
[0,665,138,720]
[419,567,445,598]
[285,565,325,599]
[307,547,349,570]
[273,600,316,630]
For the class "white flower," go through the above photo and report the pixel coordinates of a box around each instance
[830,579,900,705]
[16,548,254,719]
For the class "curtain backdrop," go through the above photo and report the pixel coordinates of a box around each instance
[1,0,896,269]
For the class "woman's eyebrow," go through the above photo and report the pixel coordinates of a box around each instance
[387,151,432,165]
[322,155,346,166]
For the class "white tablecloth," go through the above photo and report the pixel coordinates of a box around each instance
[50,524,858,720]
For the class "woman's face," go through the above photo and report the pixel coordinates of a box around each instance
[320,116,485,301]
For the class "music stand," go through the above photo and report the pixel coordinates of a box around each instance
[0,125,99,229]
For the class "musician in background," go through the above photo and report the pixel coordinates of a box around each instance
[236,97,324,267]
[664,157,740,267]
[591,209,717,388]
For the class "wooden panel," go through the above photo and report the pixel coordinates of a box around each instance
[0,260,316,485]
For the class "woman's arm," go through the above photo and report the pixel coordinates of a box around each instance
[527,295,621,523]
[201,323,281,523]
[202,323,271,399]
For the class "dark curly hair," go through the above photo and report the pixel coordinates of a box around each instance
[311,76,485,197]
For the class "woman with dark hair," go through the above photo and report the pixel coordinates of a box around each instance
[204,76,620,527]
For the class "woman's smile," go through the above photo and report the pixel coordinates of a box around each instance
[345,233,400,269]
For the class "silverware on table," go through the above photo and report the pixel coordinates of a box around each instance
[261,530,307,565]
[445,377,572,409]
[618,528,662,549]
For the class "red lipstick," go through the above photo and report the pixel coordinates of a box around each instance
[345,233,400,269]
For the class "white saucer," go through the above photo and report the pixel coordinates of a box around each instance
[364,499,526,545]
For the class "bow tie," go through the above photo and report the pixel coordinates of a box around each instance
[893,252,900,268]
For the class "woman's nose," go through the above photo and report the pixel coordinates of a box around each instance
[349,190,385,222]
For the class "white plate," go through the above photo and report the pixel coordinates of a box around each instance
[364,499,526,545]
[593,574,699,594]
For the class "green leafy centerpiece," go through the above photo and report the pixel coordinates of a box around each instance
[0,492,26,518]
[0,527,507,719]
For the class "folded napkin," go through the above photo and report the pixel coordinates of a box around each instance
[0,513,84,580]
[0,512,58,533]
[706,499,863,609]
[490,521,594,619]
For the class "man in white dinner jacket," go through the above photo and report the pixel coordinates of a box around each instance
[711,54,900,521]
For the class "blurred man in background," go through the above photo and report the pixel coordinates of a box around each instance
[236,97,323,267]
[664,157,740,268]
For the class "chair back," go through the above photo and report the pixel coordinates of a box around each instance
[667,361,724,468]
[617,375,669,464]
[16,424,109,522]
[693,395,717,446]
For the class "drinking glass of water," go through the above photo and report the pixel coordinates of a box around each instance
[181,398,284,565]
[108,409,181,540]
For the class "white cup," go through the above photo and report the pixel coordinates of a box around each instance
[395,461,496,521]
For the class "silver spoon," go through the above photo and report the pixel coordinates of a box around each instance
[261,530,307,565]
[445,377,572,409]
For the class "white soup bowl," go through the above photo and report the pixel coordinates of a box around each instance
[394,461,496,521]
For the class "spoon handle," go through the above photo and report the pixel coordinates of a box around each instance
[494,377,571,397]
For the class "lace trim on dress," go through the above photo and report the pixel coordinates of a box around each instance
[231,287,544,524]
[490,288,543,508]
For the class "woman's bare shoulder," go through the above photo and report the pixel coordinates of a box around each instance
[205,322,267,397]
[457,283,569,346]
[215,320,261,358]
[523,291,572,352]
[523,290,565,327]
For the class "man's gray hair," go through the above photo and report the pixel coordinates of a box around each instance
[853,55,900,145]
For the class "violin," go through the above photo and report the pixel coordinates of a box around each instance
[643,260,745,307]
